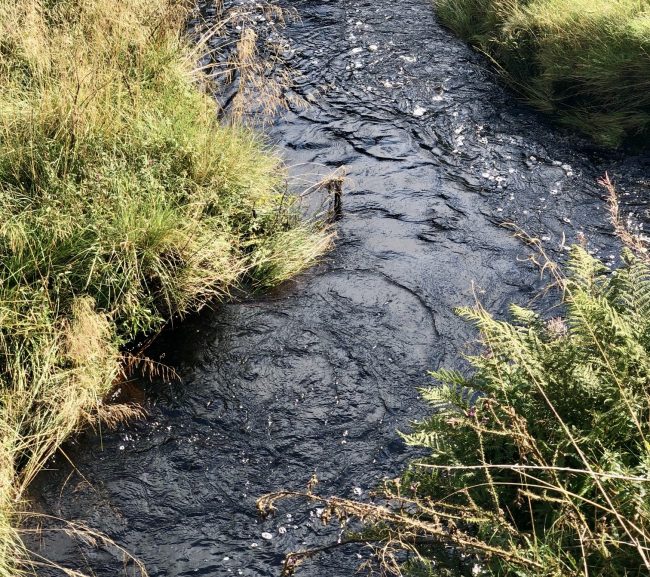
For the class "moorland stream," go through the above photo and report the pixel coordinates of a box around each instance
[32,1,649,576]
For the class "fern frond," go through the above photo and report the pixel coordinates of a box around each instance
[428,368,469,387]
[420,382,477,411]
[509,304,541,328]
[565,245,608,291]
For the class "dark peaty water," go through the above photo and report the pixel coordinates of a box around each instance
[30,0,649,576]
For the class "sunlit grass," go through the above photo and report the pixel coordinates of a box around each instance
[0,0,330,574]
[435,0,650,147]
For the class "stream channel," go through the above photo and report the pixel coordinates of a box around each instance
[31,0,649,576]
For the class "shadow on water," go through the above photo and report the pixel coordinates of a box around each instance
[29,0,649,575]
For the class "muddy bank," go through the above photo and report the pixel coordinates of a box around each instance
[30,1,648,576]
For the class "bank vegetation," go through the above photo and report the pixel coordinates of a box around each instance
[435,0,650,147]
[263,184,650,577]
[0,0,329,574]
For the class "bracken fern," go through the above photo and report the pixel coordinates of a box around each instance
[263,240,650,577]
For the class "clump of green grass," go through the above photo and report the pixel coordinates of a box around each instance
[435,0,650,147]
[0,0,330,574]
[262,217,650,576]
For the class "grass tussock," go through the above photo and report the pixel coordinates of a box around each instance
[435,0,650,147]
[262,198,650,577]
[0,0,331,573]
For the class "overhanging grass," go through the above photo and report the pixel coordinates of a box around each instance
[0,0,330,574]
[435,0,650,147]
